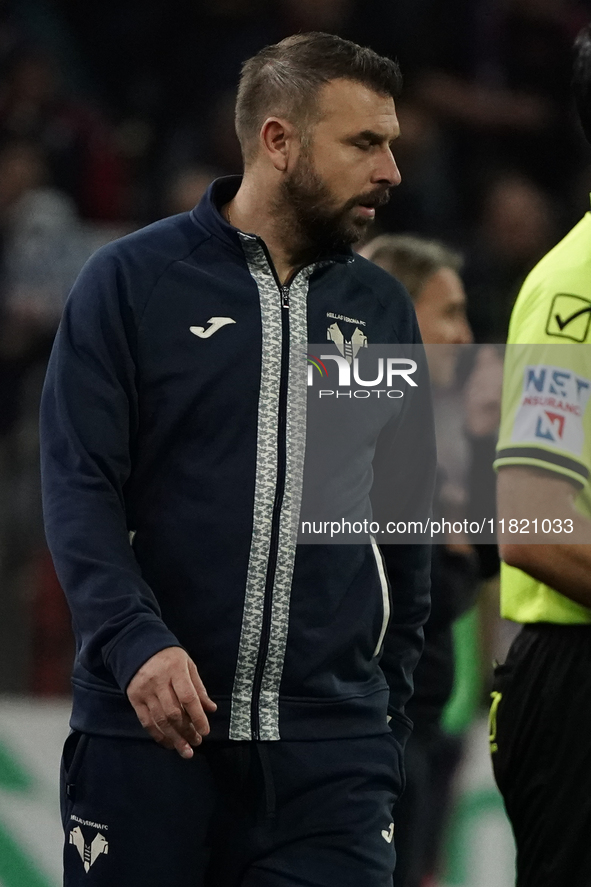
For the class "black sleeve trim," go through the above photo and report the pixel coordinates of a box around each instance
[496,446,589,481]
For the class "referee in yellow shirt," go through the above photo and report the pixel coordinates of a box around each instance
[492,23,591,887]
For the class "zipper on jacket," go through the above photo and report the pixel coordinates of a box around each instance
[250,238,294,739]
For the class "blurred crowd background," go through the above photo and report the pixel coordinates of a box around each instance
[0,0,590,839]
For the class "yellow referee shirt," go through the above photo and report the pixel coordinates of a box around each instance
[494,207,591,624]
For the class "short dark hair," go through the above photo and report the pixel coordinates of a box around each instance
[573,23,591,145]
[362,234,463,303]
[235,32,402,164]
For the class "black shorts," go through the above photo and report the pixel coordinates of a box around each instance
[490,623,591,887]
[61,731,404,887]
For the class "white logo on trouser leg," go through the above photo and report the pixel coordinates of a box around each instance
[381,822,394,843]
[69,826,109,872]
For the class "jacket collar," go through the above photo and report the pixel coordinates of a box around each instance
[190,175,244,257]
[190,174,354,265]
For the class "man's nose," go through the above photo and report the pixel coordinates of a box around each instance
[374,149,401,187]
[454,318,473,345]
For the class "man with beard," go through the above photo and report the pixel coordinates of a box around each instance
[40,33,435,887]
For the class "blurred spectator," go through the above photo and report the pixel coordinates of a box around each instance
[464,343,505,579]
[0,46,128,220]
[205,89,244,173]
[0,137,46,437]
[159,91,242,210]
[0,153,126,694]
[0,0,85,87]
[0,137,45,223]
[5,188,87,331]
[464,172,558,342]
[162,164,220,216]
[374,98,460,239]
[2,182,125,360]
[417,0,589,220]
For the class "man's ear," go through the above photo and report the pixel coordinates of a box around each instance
[259,117,298,171]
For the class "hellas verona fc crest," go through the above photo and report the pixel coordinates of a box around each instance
[69,826,109,873]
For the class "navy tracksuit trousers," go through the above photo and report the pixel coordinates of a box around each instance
[61,732,404,886]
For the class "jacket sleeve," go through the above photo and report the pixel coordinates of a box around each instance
[380,543,432,744]
[40,247,182,692]
[371,323,436,745]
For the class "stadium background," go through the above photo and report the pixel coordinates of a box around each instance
[2,1,591,884]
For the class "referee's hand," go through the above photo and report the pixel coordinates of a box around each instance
[126,647,217,759]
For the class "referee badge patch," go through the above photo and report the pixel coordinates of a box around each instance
[511,364,591,457]
[545,294,591,342]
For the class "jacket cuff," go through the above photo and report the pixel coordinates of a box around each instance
[103,617,183,691]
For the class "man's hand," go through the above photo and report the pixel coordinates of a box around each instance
[126,647,217,759]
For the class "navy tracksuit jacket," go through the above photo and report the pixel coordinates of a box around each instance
[40,176,435,749]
